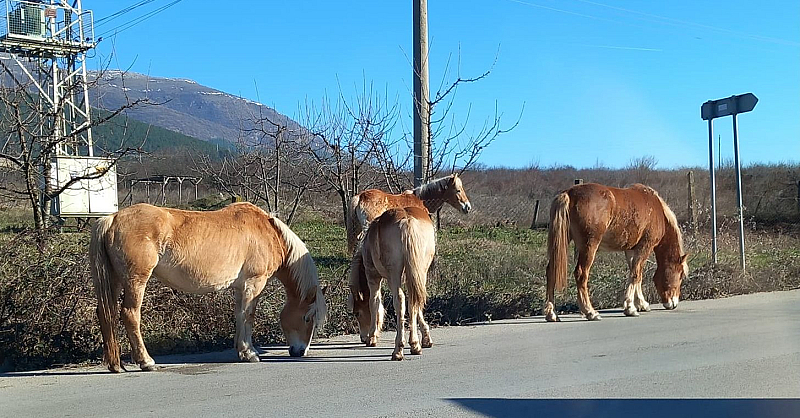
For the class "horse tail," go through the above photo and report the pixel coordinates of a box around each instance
[547,192,571,293]
[89,215,123,373]
[346,194,364,254]
[401,215,433,314]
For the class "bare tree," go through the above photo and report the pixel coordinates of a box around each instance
[417,48,524,181]
[299,80,406,225]
[627,155,659,185]
[193,105,317,224]
[0,62,149,233]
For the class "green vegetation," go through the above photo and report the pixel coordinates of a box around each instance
[3,204,798,372]
[92,109,232,158]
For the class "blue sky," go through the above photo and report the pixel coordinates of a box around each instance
[88,1,799,169]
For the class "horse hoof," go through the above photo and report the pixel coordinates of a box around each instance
[392,352,404,361]
[624,307,639,317]
[638,304,651,312]
[239,351,260,362]
[410,344,422,355]
[140,363,158,372]
[545,313,560,322]
[108,364,123,373]
[421,338,433,349]
[586,312,601,321]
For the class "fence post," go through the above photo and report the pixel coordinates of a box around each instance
[687,171,696,232]
[797,180,800,216]
[530,199,540,229]
[574,179,583,185]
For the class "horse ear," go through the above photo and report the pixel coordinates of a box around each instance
[680,253,689,264]
[321,285,329,295]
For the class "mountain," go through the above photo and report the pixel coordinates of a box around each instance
[89,71,301,144]
[91,108,232,158]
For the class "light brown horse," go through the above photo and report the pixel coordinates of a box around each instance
[346,174,472,253]
[348,206,436,360]
[89,202,327,373]
[544,183,688,322]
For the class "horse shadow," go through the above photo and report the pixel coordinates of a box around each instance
[446,398,800,418]
[0,341,386,377]
[464,307,677,327]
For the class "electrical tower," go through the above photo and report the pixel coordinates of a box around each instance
[0,0,96,155]
[0,1,117,218]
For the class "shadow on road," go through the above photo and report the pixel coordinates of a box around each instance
[447,398,800,418]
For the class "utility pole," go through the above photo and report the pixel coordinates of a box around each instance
[413,0,429,187]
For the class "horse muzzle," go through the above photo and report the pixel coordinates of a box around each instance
[461,202,472,214]
[289,345,308,357]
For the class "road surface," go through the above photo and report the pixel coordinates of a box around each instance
[2,290,800,417]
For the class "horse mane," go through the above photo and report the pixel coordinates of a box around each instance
[413,174,454,201]
[269,215,327,326]
[652,189,684,255]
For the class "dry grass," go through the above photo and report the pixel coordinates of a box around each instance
[1,163,799,371]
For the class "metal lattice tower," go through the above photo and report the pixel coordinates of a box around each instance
[0,0,95,156]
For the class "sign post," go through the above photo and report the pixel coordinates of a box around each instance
[701,93,758,272]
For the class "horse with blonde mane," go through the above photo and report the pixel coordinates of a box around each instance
[346,173,471,253]
[544,183,688,322]
[89,202,326,373]
[348,205,436,360]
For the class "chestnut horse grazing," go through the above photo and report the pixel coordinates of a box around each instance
[348,206,436,360]
[543,183,688,322]
[89,202,327,373]
[346,174,471,253]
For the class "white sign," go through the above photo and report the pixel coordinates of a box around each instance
[51,156,118,216]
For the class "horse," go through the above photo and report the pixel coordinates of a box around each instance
[543,183,688,322]
[89,202,327,373]
[346,173,472,253]
[348,205,436,360]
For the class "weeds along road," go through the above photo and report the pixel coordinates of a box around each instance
[2,290,800,418]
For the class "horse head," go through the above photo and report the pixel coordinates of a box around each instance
[280,283,325,357]
[654,253,688,310]
[445,174,472,214]
[348,250,384,343]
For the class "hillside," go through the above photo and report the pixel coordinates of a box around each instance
[89,71,301,144]
[92,108,232,158]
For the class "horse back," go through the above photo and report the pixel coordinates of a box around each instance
[107,203,286,291]
[357,189,427,223]
[568,183,666,251]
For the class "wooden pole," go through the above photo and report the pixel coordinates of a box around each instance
[413,0,429,188]
[574,179,583,185]
[687,171,696,232]
[530,199,540,229]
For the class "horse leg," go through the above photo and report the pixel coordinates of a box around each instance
[234,279,267,362]
[574,242,601,321]
[120,274,156,371]
[418,310,433,348]
[543,278,559,322]
[391,285,406,361]
[408,304,422,355]
[366,278,382,347]
[634,278,651,313]
[623,250,650,317]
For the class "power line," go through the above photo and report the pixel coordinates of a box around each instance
[506,0,800,48]
[97,0,184,39]
[95,0,158,27]
[571,0,800,47]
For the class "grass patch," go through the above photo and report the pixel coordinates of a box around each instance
[1,209,799,371]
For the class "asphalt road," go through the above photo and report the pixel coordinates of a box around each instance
[2,290,800,417]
